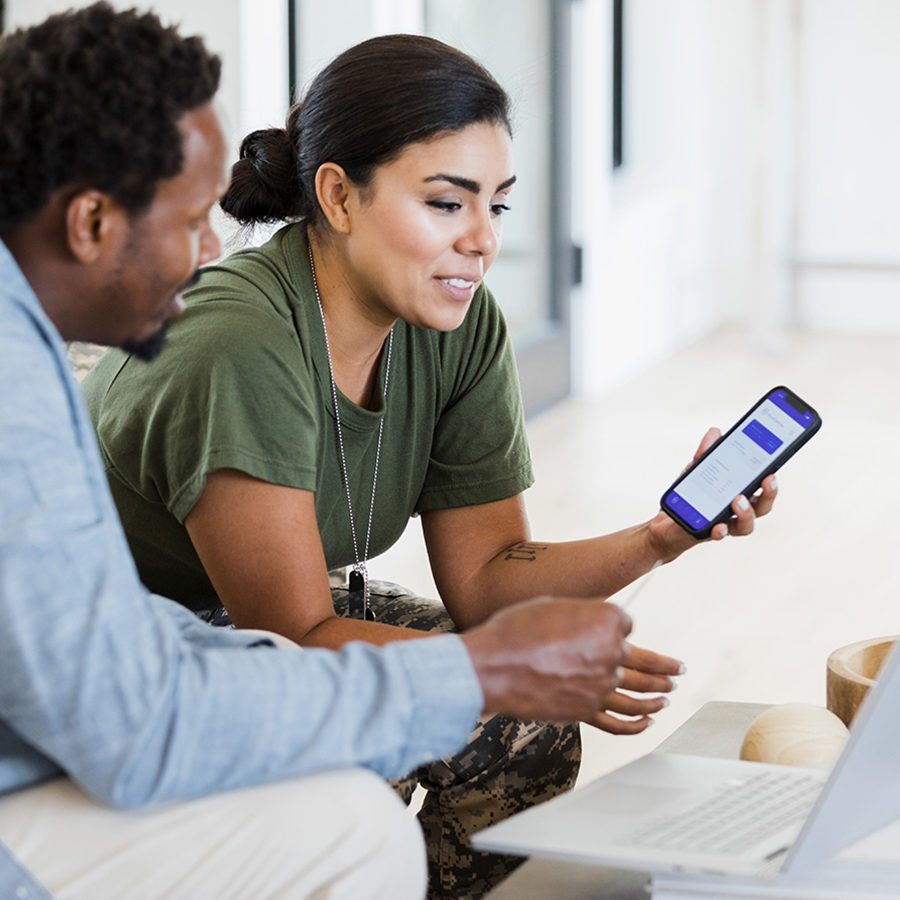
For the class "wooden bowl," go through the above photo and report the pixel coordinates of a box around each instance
[826,636,898,727]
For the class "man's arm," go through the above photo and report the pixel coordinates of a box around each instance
[1,422,627,811]
[0,472,481,806]
[0,329,474,806]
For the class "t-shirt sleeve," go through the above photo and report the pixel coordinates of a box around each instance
[89,287,320,524]
[415,285,534,512]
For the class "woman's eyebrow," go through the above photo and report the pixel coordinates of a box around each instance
[423,174,517,194]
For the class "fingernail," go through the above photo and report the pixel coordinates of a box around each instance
[659,696,670,708]
[770,475,778,490]
[676,662,687,675]
[645,718,655,727]
[615,667,625,682]
[736,496,750,512]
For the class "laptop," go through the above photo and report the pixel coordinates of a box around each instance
[473,643,900,884]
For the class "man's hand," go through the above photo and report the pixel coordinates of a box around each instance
[461,597,630,723]
[586,641,683,735]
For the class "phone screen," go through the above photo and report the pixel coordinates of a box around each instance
[663,388,819,533]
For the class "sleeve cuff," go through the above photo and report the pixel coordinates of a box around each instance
[152,594,278,650]
[388,634,484,763]
[415,463,534,513]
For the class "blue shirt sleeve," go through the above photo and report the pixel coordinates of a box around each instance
[0,842,52,900]
[0,277,483,809]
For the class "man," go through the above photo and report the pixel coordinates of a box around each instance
[0,4,631,896]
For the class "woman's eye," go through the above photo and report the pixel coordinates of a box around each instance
[426,200,462,213]
[491,203,511,217]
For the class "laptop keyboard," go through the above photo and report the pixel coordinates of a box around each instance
[624,769,823,855]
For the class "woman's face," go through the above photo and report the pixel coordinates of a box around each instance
[341,121,515,331]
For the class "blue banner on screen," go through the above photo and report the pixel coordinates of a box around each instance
[742,419,783,455]
[666,390,814,525]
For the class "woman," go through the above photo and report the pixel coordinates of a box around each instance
[84,34,775,897]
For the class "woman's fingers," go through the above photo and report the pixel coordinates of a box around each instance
[727,494,755,536]
[750,474,778,518]
[682,432,779,540]
[692,427,721,462]
[714,473,779,538]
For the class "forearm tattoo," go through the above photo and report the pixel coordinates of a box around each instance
[504,542,549,562]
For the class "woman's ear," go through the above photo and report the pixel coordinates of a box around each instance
[64,189,125,263]
[314,163,354,234]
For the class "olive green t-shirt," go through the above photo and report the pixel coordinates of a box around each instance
[83,224,533,612]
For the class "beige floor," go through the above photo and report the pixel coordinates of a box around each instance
[368,326,900,786]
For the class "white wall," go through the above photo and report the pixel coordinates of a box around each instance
[793,0,900,331]
[573,0,900,394]
[295,0,422,91]
[295,0,375,92]
[573,0,762,394]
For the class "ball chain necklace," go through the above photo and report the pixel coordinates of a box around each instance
[308,243,393,621]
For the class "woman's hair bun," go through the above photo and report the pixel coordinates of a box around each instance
[220,127,305,225]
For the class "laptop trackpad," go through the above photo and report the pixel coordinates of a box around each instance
[582,783,691,816]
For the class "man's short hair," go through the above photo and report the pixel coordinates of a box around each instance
[0,2,221,230]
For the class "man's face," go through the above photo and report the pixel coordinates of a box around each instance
[100,104,228,357]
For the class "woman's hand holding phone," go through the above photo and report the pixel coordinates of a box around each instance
[648,426,780,563]
[659,387,819,542]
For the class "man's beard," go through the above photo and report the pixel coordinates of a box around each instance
[119,270,200,362]
[121,319,171,362]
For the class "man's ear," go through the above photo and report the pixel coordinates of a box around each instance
[64,189,126,263]
[314,163,355,234]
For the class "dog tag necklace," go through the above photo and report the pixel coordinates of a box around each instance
[309,243,393,621]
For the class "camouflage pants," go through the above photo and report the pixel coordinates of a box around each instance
[331,581,581,900]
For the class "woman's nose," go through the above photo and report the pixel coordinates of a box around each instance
[458,209,499,257]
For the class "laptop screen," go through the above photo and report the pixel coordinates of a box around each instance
[784,641,900,872]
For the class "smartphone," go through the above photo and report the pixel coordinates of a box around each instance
[660,386,822,538]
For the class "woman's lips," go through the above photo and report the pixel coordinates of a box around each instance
[434,275,478,302]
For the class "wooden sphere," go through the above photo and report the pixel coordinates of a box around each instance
[740,703,848,770]
[827,636,897,727]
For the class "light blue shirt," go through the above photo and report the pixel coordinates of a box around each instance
[0,239,482,883]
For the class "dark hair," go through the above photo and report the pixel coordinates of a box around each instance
[222,34,511,227]
[0,2,221,231]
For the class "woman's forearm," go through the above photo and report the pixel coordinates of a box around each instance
[297,615,431,649]
[443,520,663,629]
